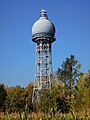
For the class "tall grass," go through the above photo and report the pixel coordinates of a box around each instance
[0,111,90,120]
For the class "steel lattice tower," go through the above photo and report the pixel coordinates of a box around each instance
[32,10,56,102]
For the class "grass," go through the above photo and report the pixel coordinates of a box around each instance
[0,111,90,120]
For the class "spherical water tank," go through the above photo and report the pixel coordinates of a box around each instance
[32,10,55,40]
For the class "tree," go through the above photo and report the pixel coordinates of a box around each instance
[40,79,70,113]
[73,71,90,114]
[57,55,81,111]
[57,55,81,94]
[24,82,34,113]
[74,74,85,112]
[6,85,25,113]
[84,70,90,88]
[81,71,90,113]
[0,84,7,112]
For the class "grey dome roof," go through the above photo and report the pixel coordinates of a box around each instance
[32,10,55,38]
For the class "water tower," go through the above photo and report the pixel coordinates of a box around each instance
[32,10,56,101]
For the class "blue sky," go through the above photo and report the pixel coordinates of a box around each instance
[0,0,90,87]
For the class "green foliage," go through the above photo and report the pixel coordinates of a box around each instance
[57,55,81,88]
[24,82,33,112]
[40,89,57,112]
[57,55,82,111]
[4,82,34,113]
[0,84,7,112]
[56,96,70,113]
[6,85,25,112]
[74,72,90,113]
[84,70,90,88]
[0,55,90,119]
[40,80,70,113]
